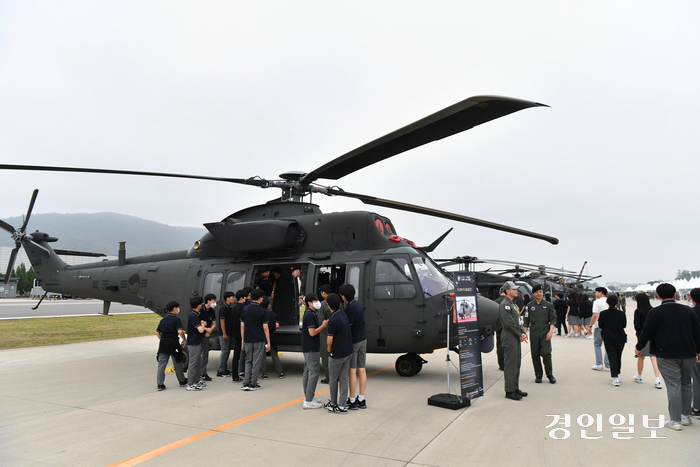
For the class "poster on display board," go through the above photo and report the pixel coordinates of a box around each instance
[453,271,484,399]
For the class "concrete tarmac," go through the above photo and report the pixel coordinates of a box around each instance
[0,299,150,319]
[1,303,696,466]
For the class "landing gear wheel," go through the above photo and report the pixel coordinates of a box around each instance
[395,354,419,377]
[181,347,189,372]
[414,354,424,374]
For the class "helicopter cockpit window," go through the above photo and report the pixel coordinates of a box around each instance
[203,272,223,298]
[374,258,415,299]
[411,257,453,298]
[225,271,247,293]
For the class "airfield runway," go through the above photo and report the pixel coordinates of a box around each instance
[0,299,150,320]
[0,302,696,467]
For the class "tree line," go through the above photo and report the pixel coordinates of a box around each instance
[676,270,700,281]
[0,263,36,295]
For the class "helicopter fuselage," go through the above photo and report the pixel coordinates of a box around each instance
[24,201,499,375]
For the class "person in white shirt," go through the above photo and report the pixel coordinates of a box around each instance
[590,287,610,371]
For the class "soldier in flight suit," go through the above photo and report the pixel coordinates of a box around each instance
[523,284,557,384]
[499,281,528,401]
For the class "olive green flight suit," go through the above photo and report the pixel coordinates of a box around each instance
[498,297,524,393]
[523,299,556,378]
[494,295,506,370]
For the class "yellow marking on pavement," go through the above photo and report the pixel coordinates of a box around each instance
[107,364,394,466]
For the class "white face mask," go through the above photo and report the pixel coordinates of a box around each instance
[211,302,217,308]
[313,301,321,310]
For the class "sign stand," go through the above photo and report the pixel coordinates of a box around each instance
[428,295,470,410]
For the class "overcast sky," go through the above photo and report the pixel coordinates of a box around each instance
[1,1,698,285]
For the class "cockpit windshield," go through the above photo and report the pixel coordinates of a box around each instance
[412,256,454,298]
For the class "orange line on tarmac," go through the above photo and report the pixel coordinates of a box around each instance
[107,364,394,467]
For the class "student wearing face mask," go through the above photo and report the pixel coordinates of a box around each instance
[301,293,328,409]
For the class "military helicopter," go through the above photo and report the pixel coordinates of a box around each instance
[1,95,558,377]
[436,255,601,303]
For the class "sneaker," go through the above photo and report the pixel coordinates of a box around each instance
[303,400,323,409]
[654,379,662,389]
[329,405,348,414]
[681,415,692,426]
[248,384,261,391]
[240,384,250,391]
[179,380,188,387]
[348,399,359,410]
[664,420,682,431]
[565,333,572,338]
[186,384,201,391]
[201,374,213,382]
[313,397,322,404]
[231,376,241,382]
[157,384,166,391]
[279,373,286,379]
[217,371,232,377]
[574,333,580,338]
[320,378,329,384]
[612,377,620,387]
[691,409,700,418]
[591,364,605,371]
[239,371,245,377]
[323,400,333,408]
[196,381,207,387]
[633,375,643,383]
[585,335,594,339]
[262,374,268,380]
[358,399,367,409]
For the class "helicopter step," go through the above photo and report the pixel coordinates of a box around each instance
[395,353,428,377]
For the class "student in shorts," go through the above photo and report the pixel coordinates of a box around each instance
[341,284,367,410]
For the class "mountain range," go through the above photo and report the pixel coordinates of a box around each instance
[0,213,206,257]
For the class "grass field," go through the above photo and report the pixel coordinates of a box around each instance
[0,313,162,350]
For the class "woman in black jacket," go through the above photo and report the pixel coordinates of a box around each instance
[598,294,626,386]
[580,293,593,337]
[567,292,581,337]
[633,293,662,388]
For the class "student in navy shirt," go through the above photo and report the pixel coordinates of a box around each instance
[230,290,246,381]
[155,301,187,391]
[199,293,217,382]
[326,293,353,414]
[186,296,206,390]
[217,291,235,378]
[261,298,284,379]
[301,293,328,409]
[240,289,270,391]
[341,283,368,410]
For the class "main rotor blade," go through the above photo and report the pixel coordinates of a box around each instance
[3,247,18,284]
[20,189,39,232]
[302,96,547,183]
[328,189,558,245]
[0,219,15,234]
[0,165,272,188]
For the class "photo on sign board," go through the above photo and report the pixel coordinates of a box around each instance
[456,297,477,322]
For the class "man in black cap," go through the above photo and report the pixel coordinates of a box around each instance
[499,281,528,400]
[523,284,557,384]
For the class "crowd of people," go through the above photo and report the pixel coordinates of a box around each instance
[497,281,700,431]
[154,266,700,429]
[154,265,368,414]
